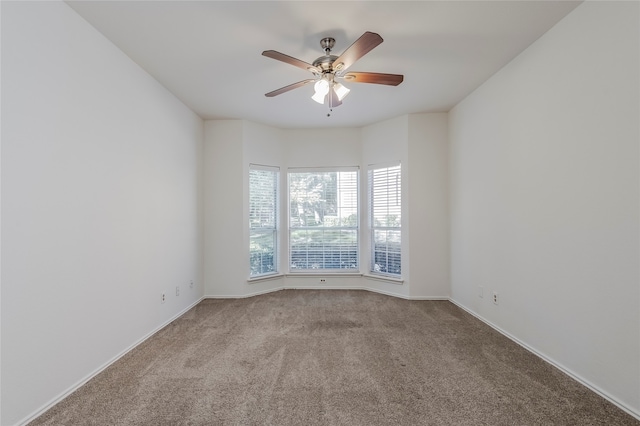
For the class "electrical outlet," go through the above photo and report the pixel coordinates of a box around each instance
[190,280,194,289]
[161,292,166,304]
[478,286,484,298]
[176,286,180,297]
[493,291,499,305]
[319,278,326,284]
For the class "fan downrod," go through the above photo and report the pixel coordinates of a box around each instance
[313,37,338,72]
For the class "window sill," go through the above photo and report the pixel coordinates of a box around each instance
[362,273,404,285]
[249,272,401,285]
[285,272,363,278]
[247,273,284,284]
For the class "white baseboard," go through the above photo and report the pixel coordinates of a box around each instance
[285,285,367,291]
[360,286,409,299]
[206,286,368,298]
[360,286,448,300]
[407,295,450,301]
[206,286,449,301]
[17,297,205,426]
[449,298,640,422]
[205,286,284,299]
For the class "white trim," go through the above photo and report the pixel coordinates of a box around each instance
[287,168,361,272]
[367,163,402,279]
[408,295,450,301]
[247,273,284,283]
[249,166,279,278]
[362,273,404,284]
[367,160,401,169]
[363,286,410,299]
[205,286,283,299]
[280,286,410,301]
[449,298,640,421]
[287,165,359,173]
[361,286,447,300]
[249,163,280,172]
[16,297,205,426]
[285,285,367,291]
[285,272,362,278]
[204,286,447,302]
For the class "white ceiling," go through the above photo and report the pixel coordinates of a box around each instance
[67,1,581,129]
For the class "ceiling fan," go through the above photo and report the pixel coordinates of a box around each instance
[262,31,403,108]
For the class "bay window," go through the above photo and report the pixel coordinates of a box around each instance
[369,163,401,277]
[288,168,359,271]
[249,165,279,277]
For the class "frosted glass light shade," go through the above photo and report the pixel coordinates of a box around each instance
[312,79,329,104]
[334,83,350,101]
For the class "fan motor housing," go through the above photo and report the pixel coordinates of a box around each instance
[312,54,338,72]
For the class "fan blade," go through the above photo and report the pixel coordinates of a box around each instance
[342,72,404,86]
[262,50,320,74]
[265,79,315,97]
[332,31,383,73]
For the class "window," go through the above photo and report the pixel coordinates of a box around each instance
[288,168,358,271]
[369,164,401,276]
[249,165,279,277]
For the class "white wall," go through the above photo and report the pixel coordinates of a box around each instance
[362,116,410,298]
[243,121,286,295]
[1,2,204,425]
[282,128,365,289]
[361,115,450,300]
[203,120,246,296]
[282,128,362,168]
[204,119,449,299]
[408,113,449,298]
[6,0,635,423]
[203,120,285,297]
[204,125,364,294]
[0,2,4,423]
[449,1,639,416]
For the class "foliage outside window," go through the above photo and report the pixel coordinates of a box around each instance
[369,164,401,276]
[249,165,279,277]
[289,169,358,271]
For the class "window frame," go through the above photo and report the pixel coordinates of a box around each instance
[368,162,402,278]
[249,164,280,278]
[287,166,360,273]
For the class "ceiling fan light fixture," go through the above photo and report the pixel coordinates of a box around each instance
[328,86,342,108]
[263,32,403,110]
[312,79,330,104]
[334,82,350,101]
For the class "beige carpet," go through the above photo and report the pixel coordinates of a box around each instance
[31,290,638,425]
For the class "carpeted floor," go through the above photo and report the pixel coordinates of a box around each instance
[31,290,638,425]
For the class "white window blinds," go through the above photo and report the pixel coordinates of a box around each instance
[249,165,279,277]
[288,168,359,271]
[369,163,401,276]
